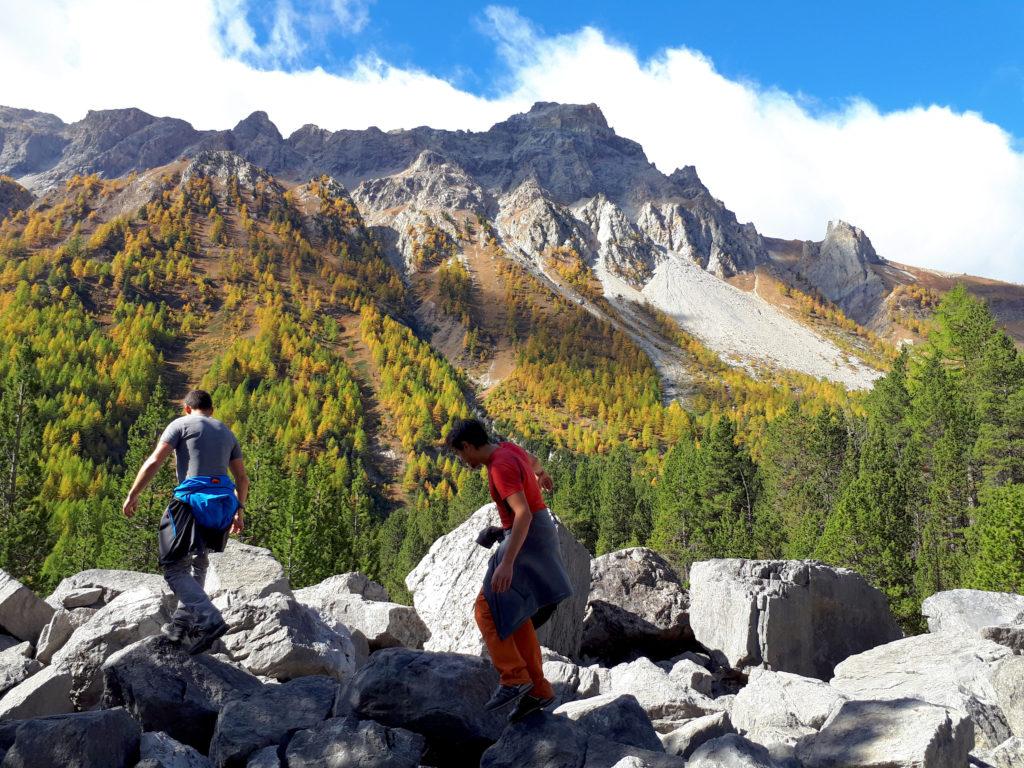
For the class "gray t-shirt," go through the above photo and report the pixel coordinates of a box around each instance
[159,414,242,483]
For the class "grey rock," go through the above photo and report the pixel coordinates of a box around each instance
[101,635,264,753]
[0,655,42,699]
[922,589,1024,636]
[581,548,691,665]
[992,655,1024,738]
[792,220,887,325]
[216,592,355,681]
[285,715,425,768]
[0,708,141,768]
[689,559,902,680]
[0,570,54,644]
[296,584,429,652]
[554,693,663,751]
[686,734,781,768]
[206,540,290,600]
[795,698,974,768]
[35,607,96,664]
[980,624,1024,654]
[60,587,104,609]
[0,665,74,720]
[730,668,846,749]
[294,573,390,604]
[542,654,603,707]
[209,675,337,768]
[603,657,723,729]
[660,711,734,759]
[405,503,590,659]
[831,633,1012,750]
[480,712,687,768]
[665,659,715,696]
[140,731,211,768]
[342,647,505,766]
[245,746,281,768]
[45,569,168,609]
[975,737,1024,768]
[50,587,173,709]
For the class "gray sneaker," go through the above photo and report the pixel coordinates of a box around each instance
[484,682,534,711]
[187,619,228,656]
[160,619,191,644]
[508,693,556,723]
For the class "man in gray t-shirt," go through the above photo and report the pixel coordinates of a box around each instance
[122,389,249,654]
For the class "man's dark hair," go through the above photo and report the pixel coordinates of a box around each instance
[444,418,491,450]
[184,389,214,411]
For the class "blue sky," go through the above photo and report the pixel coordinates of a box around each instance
[235,0,1024,140]
[3,0,1024,282]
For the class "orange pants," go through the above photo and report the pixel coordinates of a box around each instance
[474,592,554,700]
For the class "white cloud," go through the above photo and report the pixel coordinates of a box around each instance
[1,0,1023,283]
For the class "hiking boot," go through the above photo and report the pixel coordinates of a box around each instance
[187,619,229,656]
[160,619,191,644]
[484,682,533,711]
[508,693,556,723]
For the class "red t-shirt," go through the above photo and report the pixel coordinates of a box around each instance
[487,442,547,529]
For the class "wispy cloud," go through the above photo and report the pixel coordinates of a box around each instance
[212,0,373,67]
[1,0,1023,283]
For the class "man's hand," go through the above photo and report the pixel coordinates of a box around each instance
[537,470,553,493]
[230,511,245,536]
[122,494,138,519]
[491,559,514,593]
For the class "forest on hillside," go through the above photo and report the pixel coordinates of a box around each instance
[0,169,1022,631]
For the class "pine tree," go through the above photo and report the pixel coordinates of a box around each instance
[649,435,700,570]
[756,405,849,559]
[817,349,919,628]
[553,456,600,553]
[0,354,47,586]
[967,484,1024,593]
[99,379,176,572]
[596,444,637,554]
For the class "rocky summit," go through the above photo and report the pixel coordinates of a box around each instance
[6,100,1023,392]
[0,502,1022,767]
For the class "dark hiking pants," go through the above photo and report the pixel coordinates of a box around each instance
[159,497,228,629]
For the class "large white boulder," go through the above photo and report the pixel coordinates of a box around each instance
[830,633,1013,750]
[405,503,590,659]
[297,577,430,652]
[581,548,691,665]
[35,608,97,664]
[0,570,55,643]
[603,656,724,732]
[795,698,974,768]
[215,592,355,681]
[689,559,902,680]
[0,665,74,720]
[296,573,389,603]
[50,587,173,710]
[206,540,290,599]
[45,569,168,609]
[731,667,846,750]
[0,652,42,699]
[922,589,1024,635]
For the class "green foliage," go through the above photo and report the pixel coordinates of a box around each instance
[967,484,1024,593]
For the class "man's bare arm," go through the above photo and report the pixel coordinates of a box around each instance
[524,450,553,492]
[229,457,249,534]
[122,441,174,517]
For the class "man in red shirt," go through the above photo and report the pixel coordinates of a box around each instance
[445,417,574,723]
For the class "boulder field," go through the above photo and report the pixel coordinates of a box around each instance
[1,502,1021,767]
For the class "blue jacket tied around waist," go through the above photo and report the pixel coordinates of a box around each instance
[173,475,239,531]
[482,508,573,640]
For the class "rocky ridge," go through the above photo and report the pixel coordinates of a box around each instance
[1,502,1022,767]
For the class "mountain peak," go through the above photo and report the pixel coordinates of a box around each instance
[233,111,282,141]
[499,102,612,135]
